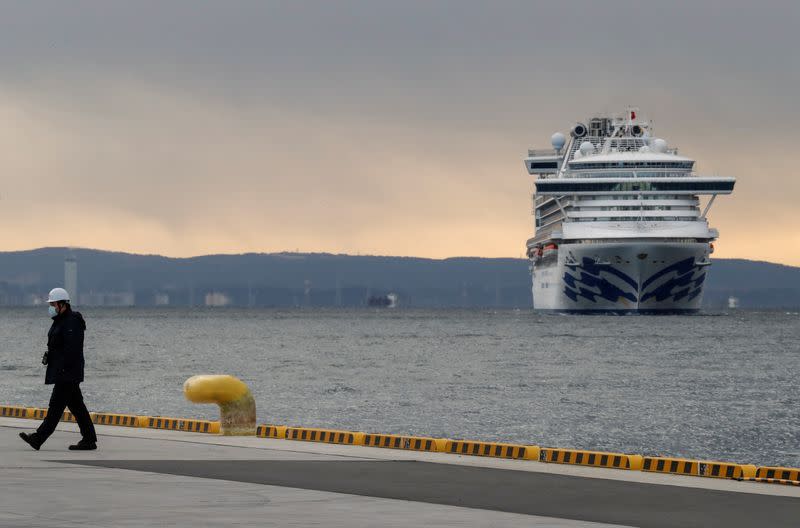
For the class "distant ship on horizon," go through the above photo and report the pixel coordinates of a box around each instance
[367,293,398,308]
[524,109,735,314]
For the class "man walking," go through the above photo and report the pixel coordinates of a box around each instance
[19,288,98,451]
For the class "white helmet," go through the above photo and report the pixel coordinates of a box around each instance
[47,288,70,303]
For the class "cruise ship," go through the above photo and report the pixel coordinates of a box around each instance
[524,110,735,313]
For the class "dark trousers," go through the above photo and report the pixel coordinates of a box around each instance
[36,383,97,444]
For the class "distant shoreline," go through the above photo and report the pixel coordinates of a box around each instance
[1,248,799,309]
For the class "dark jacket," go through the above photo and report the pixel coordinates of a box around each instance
[45,309,86,385]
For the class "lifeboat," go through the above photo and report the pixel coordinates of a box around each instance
[542,243,558,257]
[709,242,715,254]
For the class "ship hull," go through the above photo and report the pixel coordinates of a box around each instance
[531,242,710,313]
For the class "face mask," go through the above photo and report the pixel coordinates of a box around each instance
[48,306,58,317]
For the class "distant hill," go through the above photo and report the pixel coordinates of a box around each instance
[0,248,798,308]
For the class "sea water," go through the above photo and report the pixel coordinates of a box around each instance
[1,307,798,467]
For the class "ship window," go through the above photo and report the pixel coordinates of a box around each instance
[635,171,690,178]
[580,171,635,178]
[531,161,558,170]
[536,180,734,193]
[570,161,695,170]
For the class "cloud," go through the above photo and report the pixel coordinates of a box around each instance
[0,1,798,264]
[0,79,528,258]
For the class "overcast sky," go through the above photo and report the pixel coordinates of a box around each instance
[1,1,798,264]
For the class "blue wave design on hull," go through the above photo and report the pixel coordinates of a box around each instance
[640,257,705,304]
[562,256,706,306]
[563,258,637,304]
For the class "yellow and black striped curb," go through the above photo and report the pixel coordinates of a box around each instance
[755,466,800,482]
[27,408,48,420]
[447,440,538,460]
[145,416,180,430]
[0,405,27,418]
[540,448,642,470]
[3,404,798,486]
[364,433,447,452]
[643,456,756,479]
[256,424,287,438]
[643,456,701,476]
[285,427,365,445]
[144,416,221,434]
[182,419,220,434]
[92,412,142,428]
[26,407,78,423]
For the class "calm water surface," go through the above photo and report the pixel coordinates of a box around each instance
[1,307,798,467]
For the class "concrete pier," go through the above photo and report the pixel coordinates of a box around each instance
[2,417,798,527]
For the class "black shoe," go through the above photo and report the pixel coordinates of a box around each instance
[68,440,97,451]
[19,432,42,451]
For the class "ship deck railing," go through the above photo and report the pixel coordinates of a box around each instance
[527,148,561,157]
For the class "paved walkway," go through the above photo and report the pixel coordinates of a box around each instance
[1,418,798,527]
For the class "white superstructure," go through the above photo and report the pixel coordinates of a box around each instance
[524,110,735,313]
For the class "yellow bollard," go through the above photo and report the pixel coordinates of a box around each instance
[183,375,256,436]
